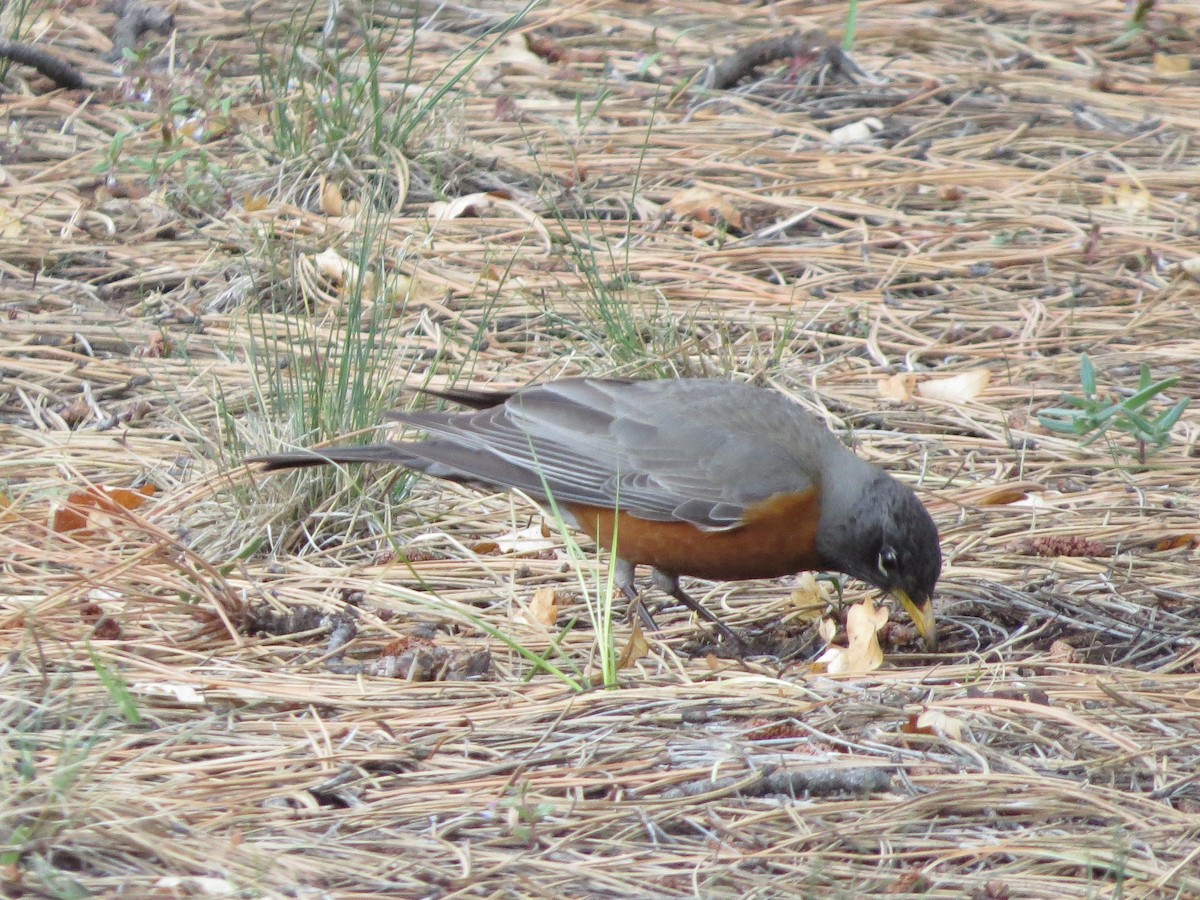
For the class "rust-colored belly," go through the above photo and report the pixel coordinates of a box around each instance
[563,490,823,581]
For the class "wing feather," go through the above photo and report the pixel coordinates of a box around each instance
[389,379,833,528]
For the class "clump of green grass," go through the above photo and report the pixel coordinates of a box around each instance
[1038,354,1189,464]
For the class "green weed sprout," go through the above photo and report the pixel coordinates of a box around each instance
[1038,354,1188,464]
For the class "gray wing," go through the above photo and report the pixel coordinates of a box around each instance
[388,379,839,529]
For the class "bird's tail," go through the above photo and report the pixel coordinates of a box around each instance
[413,384,516,410]
[247,445,415,472]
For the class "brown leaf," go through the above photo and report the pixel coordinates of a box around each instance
[664,186,744,233]
[901,708,964,740]
[616,620,652,670]
[1047,640,1080,664]
[975,488,1031,506]
[527,586,560,627]
[885,868,928,894]
[52,484,156,533]
[1153,534,1196,552]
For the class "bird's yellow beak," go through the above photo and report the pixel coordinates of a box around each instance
[895,590,938,651]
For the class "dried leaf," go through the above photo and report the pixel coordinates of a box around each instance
[527,586,560,627]
[489,33,553,76]
[788,573,830,624]
[494,523,559,555]
[818,616,838,645]
[975,488,1032,506]
[1153,53,1192,76]
[616,620,652,669]
[426,192,552,252]
[320,177,345,216]
[664,186,744,232]
[0,203,23,239]
[1106,182,1151,218]
[902,708,964,740]
[133,682,205,705]
[427,191,510,221]
[1179,257,1200,279]
[52,484,156,533]
[916,369,990,403]
[1008,492,1058,509]
[308,248,378,304]
[1152,534,1195,552]
[1047,640,1080,664]
[815,598,888,675]
[877,372,917,402]
[313,247,357,283]
[241,194,269,212]
[827,116,883,148]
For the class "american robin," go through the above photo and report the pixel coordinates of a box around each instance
[250,378,942,649]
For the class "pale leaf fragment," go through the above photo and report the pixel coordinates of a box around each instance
[490,34,553,77]
[815,598,888,675]
[1106,182,1151,219]
[154,877,236,895]
[1153,53,1192,76]
[788,573,830,625]
[916,369,990,403]
[0,203,23,238]
[426,192,552,253]
[320,177,345,216]
[877,372,917,402]
[494,523,559,554]
[133,682,205,705]
[913,708,964,739]
[975,487,1032,506]
[827,117,883,148]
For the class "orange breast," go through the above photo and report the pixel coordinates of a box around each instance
[563,489,823,581]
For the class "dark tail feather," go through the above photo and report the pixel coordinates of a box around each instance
[248,444,414,472]
[414,384,519,410]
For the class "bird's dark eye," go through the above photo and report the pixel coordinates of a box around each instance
[878,546,899,574]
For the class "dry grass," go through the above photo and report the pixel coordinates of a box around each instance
[4,0,1200,896]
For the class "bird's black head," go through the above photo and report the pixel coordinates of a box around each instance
[818,472,942,647]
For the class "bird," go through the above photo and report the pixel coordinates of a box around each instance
[249,377,942,650]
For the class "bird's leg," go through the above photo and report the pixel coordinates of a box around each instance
[614,558,660,634]
[650,569,743,649]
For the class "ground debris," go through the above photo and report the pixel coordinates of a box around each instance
[658,765,892,800]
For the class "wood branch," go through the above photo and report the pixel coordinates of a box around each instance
[660,765,893,800]
[709,29,846,90]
